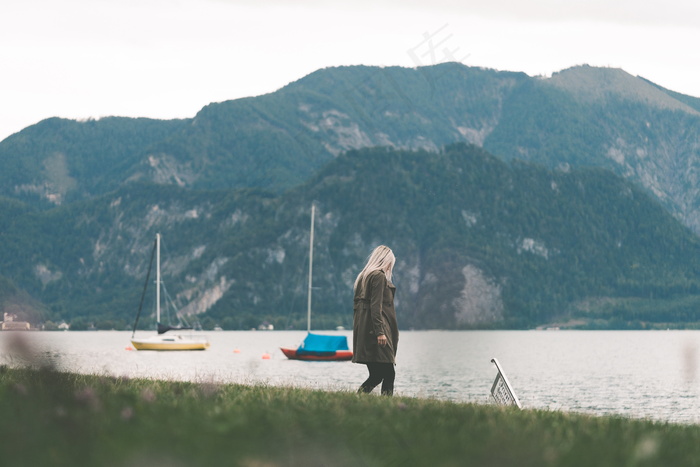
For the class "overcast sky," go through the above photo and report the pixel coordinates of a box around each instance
[1,0,699,142]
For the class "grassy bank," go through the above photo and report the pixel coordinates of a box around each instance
[2,366,700,466]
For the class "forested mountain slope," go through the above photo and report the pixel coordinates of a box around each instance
[3,145,700,330]
[2,63,699,233]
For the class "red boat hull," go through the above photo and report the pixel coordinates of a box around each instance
[280,347,353,361]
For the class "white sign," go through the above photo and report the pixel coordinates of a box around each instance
[490,358,522,409]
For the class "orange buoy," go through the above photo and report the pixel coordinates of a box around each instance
[233,349,241,353]
[261,353,271,359]
[125,346,133,351]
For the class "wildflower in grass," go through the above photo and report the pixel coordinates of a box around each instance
[74,386,101,411]
[120,406,134,421]
[198,381,220,399]
[633,435,660,462]
[140,387,156,403]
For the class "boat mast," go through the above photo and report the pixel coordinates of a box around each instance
[307,205,314,332]
[156,233,161,326]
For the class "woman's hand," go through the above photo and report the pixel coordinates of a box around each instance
[377,334,388,346]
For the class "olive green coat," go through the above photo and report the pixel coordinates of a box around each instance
[352,270,398,364]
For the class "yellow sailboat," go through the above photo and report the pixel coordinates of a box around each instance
[130,233,209,351]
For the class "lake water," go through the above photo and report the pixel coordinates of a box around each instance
[3,330,700,425]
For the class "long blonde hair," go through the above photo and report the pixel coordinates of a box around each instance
[353,245,395,292]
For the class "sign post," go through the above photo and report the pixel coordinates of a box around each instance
[490,358,522,409]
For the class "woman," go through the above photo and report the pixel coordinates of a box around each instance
[352,245,398,396]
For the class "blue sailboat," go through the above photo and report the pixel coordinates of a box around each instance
[280,205,352,361]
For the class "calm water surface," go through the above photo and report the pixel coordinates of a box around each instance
[3,330,700,424]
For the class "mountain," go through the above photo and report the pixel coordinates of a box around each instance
[4,63,700,330]
[3,144,700,330]
[2,63,700,236]
[0,117,187,207]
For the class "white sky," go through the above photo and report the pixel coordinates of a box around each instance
[1,0,699,142]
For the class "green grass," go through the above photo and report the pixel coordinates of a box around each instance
[3,365,700,466]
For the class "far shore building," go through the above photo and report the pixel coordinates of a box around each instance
[1,312,31,331]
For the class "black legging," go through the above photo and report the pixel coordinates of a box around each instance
[358,362,395,396]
